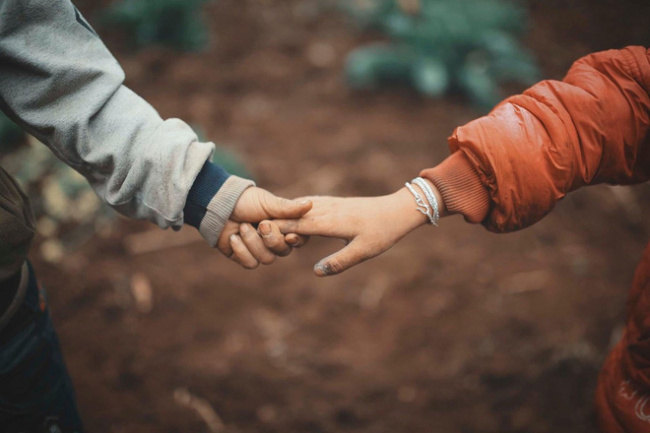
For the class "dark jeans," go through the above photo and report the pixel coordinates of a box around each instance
[0,262,83,433]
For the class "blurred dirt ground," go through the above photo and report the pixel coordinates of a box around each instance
[32,0,650,431]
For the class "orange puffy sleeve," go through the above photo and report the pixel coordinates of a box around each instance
[421,46,650,233]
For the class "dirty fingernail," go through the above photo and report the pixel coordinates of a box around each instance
[259,222,271,236]
[314,263,329,276]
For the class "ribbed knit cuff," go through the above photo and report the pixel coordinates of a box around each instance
[185,161,231,228]
[420,152,490,224]
[199,176,256,247]
[184,161,256,247]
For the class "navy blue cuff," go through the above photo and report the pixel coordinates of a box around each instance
[184,161,230,229]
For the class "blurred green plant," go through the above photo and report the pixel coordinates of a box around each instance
[211,146,251,179]
[4,137,113,225]
[191,124,252,179]
[100,0,213,51]
[4,135,250,227]
[3,131,250,258]
[3,134,251,262]
[2,136,115,261]
[343,0,541,110]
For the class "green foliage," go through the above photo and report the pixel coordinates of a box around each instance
[3,137,113,227]
[343,0,540,110]
[1,131,249,261]
[192,125,252,180]
[2,137,116,262]
[211,146,252,180]
[101,0,213,51]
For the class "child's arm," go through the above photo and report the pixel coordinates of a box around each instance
[265,46,650,276]
[264,180,444,276]
[423,46,650,233]
[0,0,305,262]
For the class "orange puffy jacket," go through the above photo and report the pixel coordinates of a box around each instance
[421,46,650,432]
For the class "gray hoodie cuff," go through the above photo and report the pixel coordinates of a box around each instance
[198,176,256,247]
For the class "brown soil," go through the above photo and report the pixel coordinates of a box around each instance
[34,0,650,432]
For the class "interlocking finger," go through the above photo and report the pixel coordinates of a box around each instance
[258,221,292,257]
[285,233,310,248]
[239,223,276,265]
[230,234,260,269]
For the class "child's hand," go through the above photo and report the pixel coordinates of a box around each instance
[217,187,311,268]
[263,182,444,276]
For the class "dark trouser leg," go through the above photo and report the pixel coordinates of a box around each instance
[0,265,84,433]
[0,167,82,430]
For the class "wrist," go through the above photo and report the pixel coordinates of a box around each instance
[391,178,447,232]
[194,175,255,247]
[420,152,488,224]
[410,177,447,218]
[184,161,231,229]
[391,187,430,231]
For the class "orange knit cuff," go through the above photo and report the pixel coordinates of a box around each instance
[420,152,490,224]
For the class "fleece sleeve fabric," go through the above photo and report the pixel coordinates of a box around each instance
[421,46,650,233]
[0,0,253,245]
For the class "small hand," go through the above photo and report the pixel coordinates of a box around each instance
[265,181,444,276]
[217,187,312,268]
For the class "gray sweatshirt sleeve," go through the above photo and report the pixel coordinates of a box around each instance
[0,0,253,241]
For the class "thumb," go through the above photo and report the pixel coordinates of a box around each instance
[262,194,313,219]
[313,240,368,277]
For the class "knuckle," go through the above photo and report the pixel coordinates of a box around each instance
[267,238,286,249]
[276,247,291,257]
[241,228,256,241]
[282,221,297,233]
[259,193,272,210]
[260,254,276,265]
[244,260,259,270]
[217,244,231,256]
[264,235,281,248]
[295,235,310,247]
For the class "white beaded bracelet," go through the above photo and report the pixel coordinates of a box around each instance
[405,181,435,225]
[412,177,439,226]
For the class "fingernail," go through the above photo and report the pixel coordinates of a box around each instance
[314,263,329,276]
[230,234,239,243]
[259,222,271,236]
[299,200,311,205]
[286,236,297,245]
[240,223,249,232]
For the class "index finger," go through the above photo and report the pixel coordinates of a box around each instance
[258,221,292,257]
[269,218,324,237]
